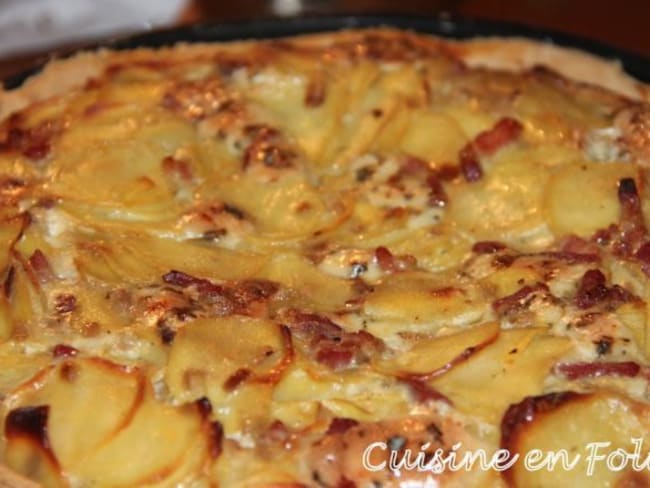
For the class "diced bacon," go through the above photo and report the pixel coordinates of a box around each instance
[474,117,523,155]
[315,348,354,369]
[52,344,79,358]
[574,269,635,310]
[28,249,53,284]
[400,378,452,405]
[554,361,640,380]
[374,246,417,273]
[537,251,599,264]
[54,294,77,314]
[458,143,482,182]
[162,156,193,181]
[161,270,279,316]
[472,241,507,254]
[326,418,360,435]
[426,174,448,207]
[492,283,549,316]
[559,235,601,256]
[285,311,383,370]
[208,421,224,459]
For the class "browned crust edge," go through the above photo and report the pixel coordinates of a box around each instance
[0,28,648,121]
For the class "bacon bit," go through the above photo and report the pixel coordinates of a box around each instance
[434,164,460,181]
[493,254,516,268]
[472,241,507,254]
[208,421,224,459]
[28,249,53,284]
[400,155,429,175]
[374,246,416,273]
[458,143,482,182]
[474,117,523,155]
[492,283,549,316]
[400,378,452,405]
[574,269,635,310]
[162,270,279,317]
[315,348,354,369]
[636,241,650,263]
[559,235,601,256]
[54,294,77,314]
[52,344,78,358]
[196,396,213,418]
[615,177,647,256]
[426,174,447,207]
[223,368,252,392]
[326,418,359,435]
[554,361,640,380]
[162,270,205,288]
[305,77,326,107]
[537,251,600,264]
[286,311,383,370]
[3,266,15,298]
[162,156,193,181]
[375,246,396,272]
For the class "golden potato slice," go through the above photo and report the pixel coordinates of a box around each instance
[74,397,207,487]
[544,162,638,238]
[399,110,467,163]
[446,154,553,248]
[501,391,650,487]
[166,316,291,404]
[431,328,573,422]
[375,321,499,377]
[3,357,211,487]
[363,272,488,336]
[4,358,145,470]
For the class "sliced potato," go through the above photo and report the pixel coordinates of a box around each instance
[375,321,499,377]
[544,162,637,238]
[3,357,210,487]
[166,316,290,404]
[431,328,573,422]
[502,391,650,488]
[446,153,553,248]
[363,272,488,336]
[399,110,467,163]
[4,358,145,470]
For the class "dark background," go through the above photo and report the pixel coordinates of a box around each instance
[2,0,649,81]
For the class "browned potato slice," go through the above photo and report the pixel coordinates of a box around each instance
[501,391,650,487]
[3,358,145,470]
[375,321,499,377]
[3,357,211,487]
[431,328,572,422]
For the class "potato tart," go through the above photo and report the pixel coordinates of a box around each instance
[0,28,650,487]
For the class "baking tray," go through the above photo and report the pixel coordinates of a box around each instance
[4,13,650,90]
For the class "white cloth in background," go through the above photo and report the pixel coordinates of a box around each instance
[0,0,188,57]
